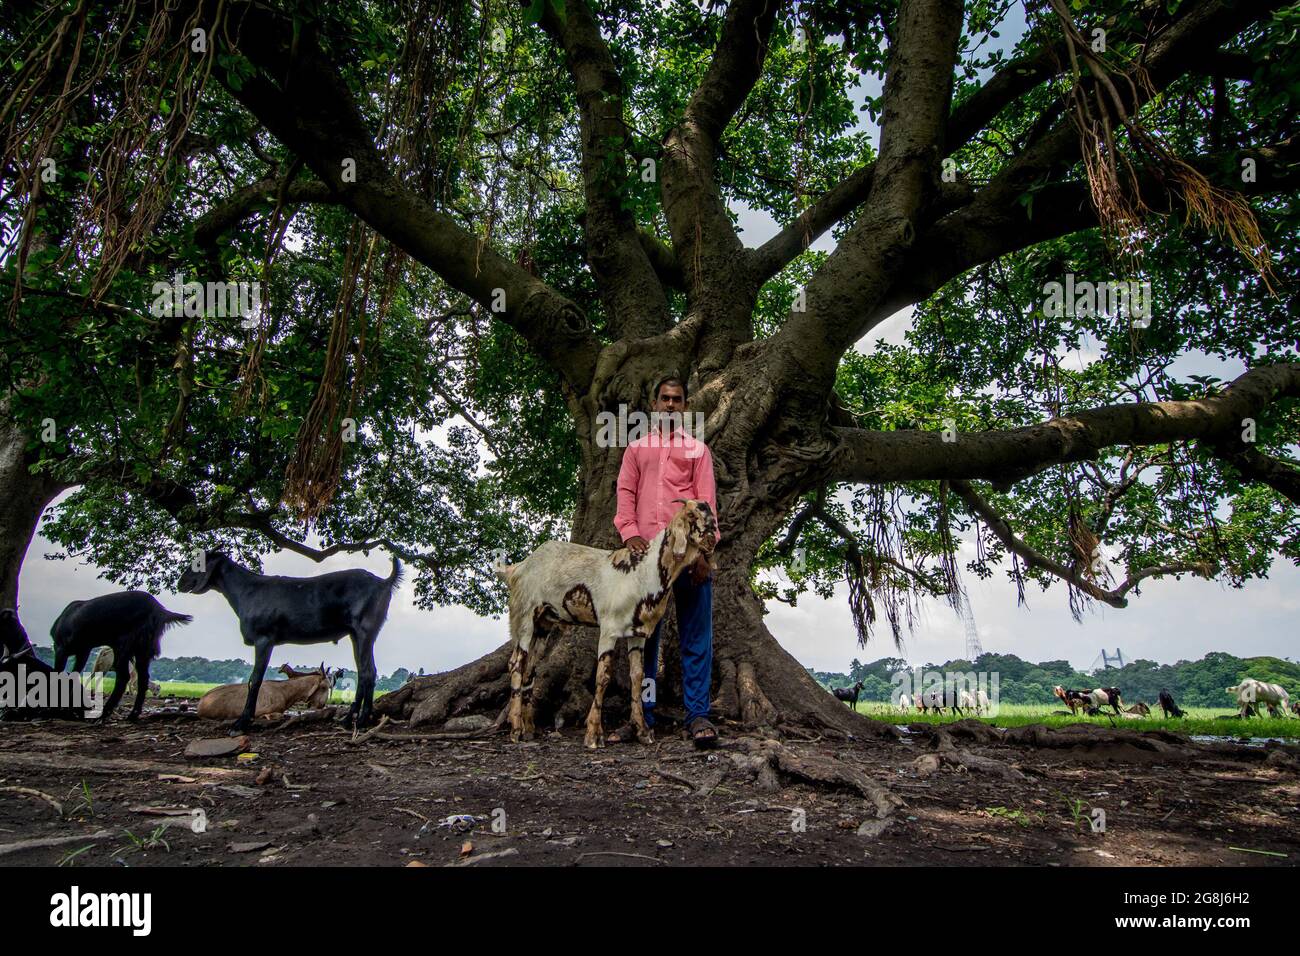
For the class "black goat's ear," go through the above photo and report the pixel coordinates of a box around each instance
[191,551,225,592]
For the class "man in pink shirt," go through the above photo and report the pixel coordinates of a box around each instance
[611,376,719,748]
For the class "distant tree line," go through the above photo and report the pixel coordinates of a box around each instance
[813,652,1300,709]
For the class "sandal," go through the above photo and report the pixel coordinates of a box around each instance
[687,716,719,749]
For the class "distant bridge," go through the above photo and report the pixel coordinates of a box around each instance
[1089,648,1126,671]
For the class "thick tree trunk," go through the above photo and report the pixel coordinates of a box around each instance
[0,413,66,608]
[379,415,893,738]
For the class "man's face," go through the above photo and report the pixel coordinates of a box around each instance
[654,382,686,430]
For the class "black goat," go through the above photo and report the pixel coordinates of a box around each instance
[50,592,192,721]
[177,551,402,731]
[832,681,864,708]
[1158,688,1185,718]
[1,608,92,720]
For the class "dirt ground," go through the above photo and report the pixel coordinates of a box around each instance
[1,701,1297,867]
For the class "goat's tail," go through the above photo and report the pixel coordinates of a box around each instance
[162,610,193,629]
[386,556,404,589]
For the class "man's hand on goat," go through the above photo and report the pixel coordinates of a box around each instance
[626,536,649,554]
[689,554,713,585]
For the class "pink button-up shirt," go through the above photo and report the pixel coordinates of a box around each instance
[614,429,720,544]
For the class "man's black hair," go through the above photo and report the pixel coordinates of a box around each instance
[654,375,687,401]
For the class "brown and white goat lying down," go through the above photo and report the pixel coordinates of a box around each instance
[495,500,718,748]
[197,666,334,720]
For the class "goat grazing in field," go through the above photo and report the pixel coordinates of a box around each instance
[1086,686,1123,716]
[177,552,401,731]
[896,693,912,711]
[832,681,864,708]
[975,688,990,715]
[1053,685,1090,715]
[0,608,85,721]
[90,647,161,697]
[918,686,964,715]
[50,591,192,721]
[494,499,717,747]
[1157,689,1185,718]
[197,667,336,720]
[1226,678,1292,718]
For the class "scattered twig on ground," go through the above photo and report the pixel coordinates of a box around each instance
[575,850,663,864]
[348,715,391,744]
[0,786,63,816]
[0,830,113,857]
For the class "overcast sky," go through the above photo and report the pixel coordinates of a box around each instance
[13,3,1296,676]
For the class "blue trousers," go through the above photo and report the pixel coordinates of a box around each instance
[642,574,713,727]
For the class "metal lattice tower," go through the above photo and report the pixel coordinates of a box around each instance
[960,591,983,661]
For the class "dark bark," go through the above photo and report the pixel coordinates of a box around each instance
[0,412,67,607]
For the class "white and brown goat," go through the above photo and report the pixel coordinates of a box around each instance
[494,499,717,748]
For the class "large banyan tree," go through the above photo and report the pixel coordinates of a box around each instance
[1,0,1297,734]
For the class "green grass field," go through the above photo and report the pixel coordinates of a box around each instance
[96,679,1299,738]
[848,700,1300,739]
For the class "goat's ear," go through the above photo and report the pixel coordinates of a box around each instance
[191,551,224,592]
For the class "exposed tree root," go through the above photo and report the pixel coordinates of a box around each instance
[732,736,903,821]
[0,750,246,778]
[923,719,1300,771]
[914,746,1027,782]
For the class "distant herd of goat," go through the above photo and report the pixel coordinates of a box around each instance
[0,497,1295,736]
[829,679,1297,720]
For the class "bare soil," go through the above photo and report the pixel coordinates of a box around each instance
[1,701,1297,867]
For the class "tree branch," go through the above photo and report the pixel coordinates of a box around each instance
[874,135,1300,320]
[207,1,600,390]
[637,230,684,289]
[539,0,671,341]
[1205,439,1300,506]
[830,363,1300,488]
[768,0,1288,392]
[684,0,783,147]
[660,0,782,373]
[950,479,1214,608]
[766,0,965,384]
[752,40,1068,280]
[192,174,338,246]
